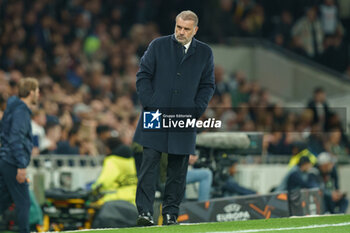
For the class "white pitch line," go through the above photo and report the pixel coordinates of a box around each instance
[213,222,350,233]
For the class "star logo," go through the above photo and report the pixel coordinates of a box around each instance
[151,109,161,122]
[143,109,162,129]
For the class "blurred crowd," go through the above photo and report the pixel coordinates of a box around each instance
[202,0,350,77]
[0,0,349,161]
[210,66,350,160]
[0,0,156,157]
[268,0,349,75]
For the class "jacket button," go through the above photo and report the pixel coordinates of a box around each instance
[173,90,179,94]
[177,72,181,77]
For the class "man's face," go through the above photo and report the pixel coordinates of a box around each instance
[31,88,40,105]
[315,92,326,102]
[175,17,198,45]
[319,162,333,174]
[307,8,316,21]
[301,162,312,172]
[229,163,238,176]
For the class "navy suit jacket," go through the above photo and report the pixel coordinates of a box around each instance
[133,34,215,155]
[0,96,33,168]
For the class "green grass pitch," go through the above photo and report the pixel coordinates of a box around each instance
[59,214,350,233]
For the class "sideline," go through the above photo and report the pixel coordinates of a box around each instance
[214,222,350,233]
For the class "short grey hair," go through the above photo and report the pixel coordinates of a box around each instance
[176,10,198,27]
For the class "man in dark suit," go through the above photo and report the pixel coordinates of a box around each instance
[307,87,330,131]
[133,10,215,226]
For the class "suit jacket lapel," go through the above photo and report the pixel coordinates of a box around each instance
[180,38,197,65]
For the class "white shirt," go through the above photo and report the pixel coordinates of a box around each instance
[184,40,191,54]
[31,120,51,151]
[320,4,338,34]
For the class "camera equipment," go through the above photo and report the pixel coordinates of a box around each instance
[195,132,263,197]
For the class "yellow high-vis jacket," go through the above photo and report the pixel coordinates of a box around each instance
[92,155,137,206]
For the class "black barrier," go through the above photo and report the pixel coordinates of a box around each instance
[178,188,323,223]
[289,188,324,216]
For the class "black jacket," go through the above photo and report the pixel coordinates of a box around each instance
[0,96,33,168]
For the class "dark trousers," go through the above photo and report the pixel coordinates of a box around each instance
[0,159,30,233]
[136,147,189,217]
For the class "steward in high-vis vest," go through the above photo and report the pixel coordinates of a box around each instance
[92,137,137,206]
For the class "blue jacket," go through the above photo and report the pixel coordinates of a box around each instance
[133,35,215,154]
[286,167,315,191]
[0,96,33,168]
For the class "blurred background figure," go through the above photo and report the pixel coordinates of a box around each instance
[275,156,315,192]
[222,159,257,196]
[292,6,324,59]
[92,137,137,206]
[31,108,48,156]
[310,152,348,214]
[307,87,330,131]
[186,155,213,202]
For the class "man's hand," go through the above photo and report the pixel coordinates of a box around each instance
[189,154,198,165]
[16,168,27,183]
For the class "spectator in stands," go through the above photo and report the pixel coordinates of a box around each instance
[309,152,348,214]
[257,88,270,107]
[92,137,137,206]
[9,79,19,97]
[231,79,251,108]
[41,121,62,154]
[232,103,252,131]
[320,34,348,72]
[186,155,213,202]
[228,71,247,92]
[272,10,294,48]
[59,108,74,141]
[239,4,265,37]
[55,124,80,155]
[266,130,294,155]
[233,0,256,26]
[43,100,60,124]
[31,109,49,155]
[307,123,326,156]
[96,125,112,155]
[290,36,309,57]
[78,120,98,156]
[319,0,343,36]
[222,159,256,196]
[325,127,349,160]
[209,0,237,42]
[296,109,314,139]
[307,87,330,131]
[292,6,324,59]
[214,65,230,97]
[270,103,288,130]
